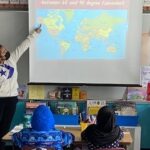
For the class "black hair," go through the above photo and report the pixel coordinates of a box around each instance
[96,106,115,132]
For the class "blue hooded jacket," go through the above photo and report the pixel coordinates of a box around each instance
[12,105,74,150]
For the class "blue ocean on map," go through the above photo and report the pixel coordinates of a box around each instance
[35,9,128,60]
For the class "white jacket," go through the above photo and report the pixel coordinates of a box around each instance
[0,31,38,97]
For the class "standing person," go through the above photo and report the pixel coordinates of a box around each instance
[12,105,74,150]
[0,25,41,148]
[81,106,124,150]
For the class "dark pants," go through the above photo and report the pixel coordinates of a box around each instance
[0,96,18,139]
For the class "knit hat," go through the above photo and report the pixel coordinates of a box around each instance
[31,105,55,131]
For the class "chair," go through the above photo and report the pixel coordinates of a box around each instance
[22,145,55,150]
[96,148,125,150]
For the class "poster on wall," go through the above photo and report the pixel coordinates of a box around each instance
[141,66,150,87]
[141,14,150,66]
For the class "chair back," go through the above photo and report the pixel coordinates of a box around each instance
[22,145,55,150]
[96,148,125,150]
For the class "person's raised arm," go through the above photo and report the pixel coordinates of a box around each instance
[11,25,42,62]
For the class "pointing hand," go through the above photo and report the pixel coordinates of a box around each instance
[35,24,42,33]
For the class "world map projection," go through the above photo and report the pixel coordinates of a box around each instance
[35,6,128,60]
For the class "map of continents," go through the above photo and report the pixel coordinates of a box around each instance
[36,9,128,60]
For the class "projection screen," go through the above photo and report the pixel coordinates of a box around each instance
[29,0,143,85]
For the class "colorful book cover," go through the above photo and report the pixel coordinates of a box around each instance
[26,102,46,109]
[28,85,45,100]
[112,101,137,116]
[50,101,78,115]
[87,100,106,115]
[72,87,80,100]
[127,87,146,100]
[62,87,72,99]
[25,102,47,115]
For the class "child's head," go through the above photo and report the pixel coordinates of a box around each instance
[31,105,55,131]
[96,106,115,132]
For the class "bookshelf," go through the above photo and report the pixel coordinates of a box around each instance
[25,99,86,125]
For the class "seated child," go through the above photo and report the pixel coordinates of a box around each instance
[12,105,74,150]
[81,106,124,150]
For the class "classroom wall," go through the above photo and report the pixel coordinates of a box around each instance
[0,11,29,84]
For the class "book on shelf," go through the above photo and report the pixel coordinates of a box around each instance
[87,100,106,115]
[112,101,137,116]
[25,102,47,115]
[62,87,72,99]
[28,85,45,100]
[26,102,47,109]
[72,87,80,100]
[127,87,146,100]
[50,101,78,115]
